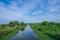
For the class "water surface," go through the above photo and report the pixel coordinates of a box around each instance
[9,25,39,40]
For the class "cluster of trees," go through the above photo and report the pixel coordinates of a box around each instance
[41,21,60,26]
[0,21,25,29]
[8,21,19,27]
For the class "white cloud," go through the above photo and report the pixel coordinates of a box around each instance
[0,0,39,20]
[49,7,58,12]
[45,14,60,22]
[48,0,58,6]
[0,0,60,23]
[32,10,43,15]
[48,5,60,13]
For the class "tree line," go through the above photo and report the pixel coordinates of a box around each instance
[0,21,25,29]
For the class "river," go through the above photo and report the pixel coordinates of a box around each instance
[9,25,39,40]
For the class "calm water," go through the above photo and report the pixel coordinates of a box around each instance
[9,25,39,40]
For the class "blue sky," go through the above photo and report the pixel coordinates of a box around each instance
[0,0,60,24]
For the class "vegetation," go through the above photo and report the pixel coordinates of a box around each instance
[30,21,60,40]
[0,21,26,40]
[0,21,60,40]
[8,21,19,27]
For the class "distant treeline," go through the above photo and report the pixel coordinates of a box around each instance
[0,21,25,29]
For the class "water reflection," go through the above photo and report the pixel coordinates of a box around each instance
[9,25,39,40]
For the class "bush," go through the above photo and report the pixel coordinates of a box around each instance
[20,22,25,25]
[41,21,48,25]
[8,21,19,27]
[1,24,6,28]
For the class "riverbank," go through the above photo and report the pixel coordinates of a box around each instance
[30,22,60,40]
[0,24,26,40]
[30,24,53,40]
[0,21,60,40]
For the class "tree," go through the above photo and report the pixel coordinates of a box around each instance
[41,21,48,25]
[8,21,19,27]
[13,21,19,25]
[49,22,56,25]
[1,24,6,28]
[20,22,25,25]
[9,21,15,27]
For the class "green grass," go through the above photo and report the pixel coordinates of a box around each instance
[0,29,18,40]
[30,23,60,40]
[0,24,26,40]
[0,21,60,40]
[30,24,53,40]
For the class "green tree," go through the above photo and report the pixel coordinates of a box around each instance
[13,21,19,25]
[49,22,56,25]
[9,21,19,27]
[56,23,60,27]
[9,21,15,27]
[1,24,6,28]
[20,22,25,25]
[41,21,48,25]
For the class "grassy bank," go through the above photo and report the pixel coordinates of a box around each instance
[0,24,26,40]
[30,24,53,40]
[0,21,60,40]
[30,21,60,40]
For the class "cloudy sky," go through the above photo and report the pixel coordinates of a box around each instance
[0,0,60,24]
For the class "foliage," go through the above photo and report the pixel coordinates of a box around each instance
[1,24,6,28]
[41,21,48,25]
[30,21,60,40]
[0,21,26,40]
[20,22,25,25]
[0,21,60,40]
[8,21,19,27]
